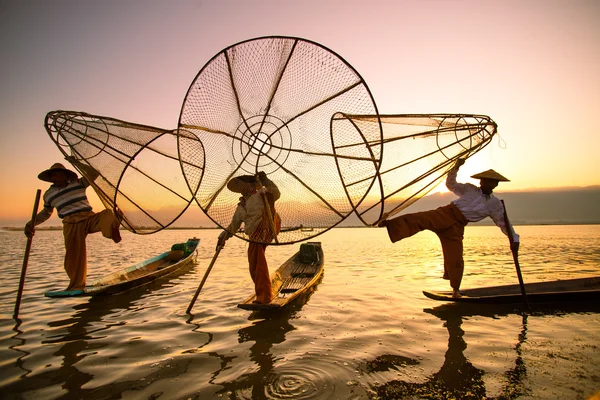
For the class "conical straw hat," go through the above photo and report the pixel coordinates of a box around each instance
[38,163,78,182]
[227,175,258,193]
[470,169,510,182]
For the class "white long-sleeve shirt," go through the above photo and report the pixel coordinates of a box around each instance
[446,166,519,242]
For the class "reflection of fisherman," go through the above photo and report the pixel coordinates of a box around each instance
[378,159,519,298]
[217,171,281,304]
[24,159,122,292]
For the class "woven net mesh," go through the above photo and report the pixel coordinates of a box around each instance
[178,37,380,245]
[44,111,203,234]
[43,37,499,244]
[331,114,497,225]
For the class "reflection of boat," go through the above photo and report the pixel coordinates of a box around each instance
[423,276,600,304]
[45,238,200,298]
[238,242,324,311]
[215,286,318,398]
[4,262,207,399]
[373,303,530,399]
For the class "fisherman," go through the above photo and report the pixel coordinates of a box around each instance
[24,159,122,292]
[217,171,281,304]
[378,158,519,298]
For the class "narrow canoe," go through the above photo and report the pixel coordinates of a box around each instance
[45,238,200,298]
[423,276,600,304]
[238,241,324,311]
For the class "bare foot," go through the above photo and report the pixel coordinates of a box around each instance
[111,224,122,243]
[452,290,462,298]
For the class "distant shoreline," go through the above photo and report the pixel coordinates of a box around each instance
[2,222,599,232]
[0,226,221,231]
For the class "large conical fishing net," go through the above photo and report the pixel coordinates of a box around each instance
[43,36,499,245]
[177,36,380,245]
[331,113,497,225]
[44,111,204,234]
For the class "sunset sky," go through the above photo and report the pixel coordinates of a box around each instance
[1,0,599,226]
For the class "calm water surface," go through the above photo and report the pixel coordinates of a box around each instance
[0,225,599,399]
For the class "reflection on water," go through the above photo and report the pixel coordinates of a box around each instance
[374,301,600,400]
[2,262,201,398]
[0,226,599,399]
[214,279,324,400]
[359,354,420,374]
[8,320,31,378]
[219,309,297,399]
[372,305,528,400]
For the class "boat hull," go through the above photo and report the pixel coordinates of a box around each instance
[45,238,200,298]
[238,242,324,311]
[423,276,600,304]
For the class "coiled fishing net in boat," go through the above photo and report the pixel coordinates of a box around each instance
[44,110,204,234]
[178,36,380,245]
[331,114,497,225]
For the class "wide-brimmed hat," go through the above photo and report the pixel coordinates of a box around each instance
[227,175,259,193]
[471,169,510,182]
[38,163,78,182]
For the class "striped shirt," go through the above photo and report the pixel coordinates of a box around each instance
[446,167,519,242]
[43,178,93,218]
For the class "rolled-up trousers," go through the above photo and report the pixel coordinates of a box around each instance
[384,203,469,290]
[62,210,118,290]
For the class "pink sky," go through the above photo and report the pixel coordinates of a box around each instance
[1,0,599,225]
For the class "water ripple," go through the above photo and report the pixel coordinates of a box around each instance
[261,358,355,399]
[1,226,599,399]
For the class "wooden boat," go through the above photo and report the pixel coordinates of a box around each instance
[423,276,600,304]
[238,242,324,311]
[45,238,200,298]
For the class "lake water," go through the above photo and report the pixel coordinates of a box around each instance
[1,225,599,399]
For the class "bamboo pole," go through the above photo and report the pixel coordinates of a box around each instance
[186,244,223,314]
[256,174,279,244]
[14,189,42,319]
[501,200,529,309]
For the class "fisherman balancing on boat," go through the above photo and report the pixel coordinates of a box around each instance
[217,171,281,304]
[24,159,122,293]
[377,158,520,298]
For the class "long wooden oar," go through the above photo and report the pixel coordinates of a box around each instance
[14,189,42,319]
[501,200,529,309]
[186,244,223,314]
